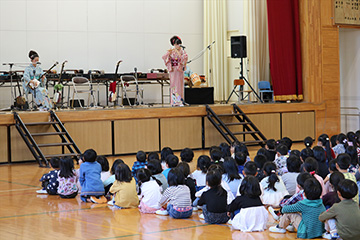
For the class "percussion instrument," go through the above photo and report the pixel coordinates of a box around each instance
[190,73,201,86]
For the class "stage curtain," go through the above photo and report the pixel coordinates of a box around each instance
[244,0,270,100]
[204,0,229,101]
[266,0,303,101]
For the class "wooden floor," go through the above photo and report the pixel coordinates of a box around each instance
[0,144,320,240]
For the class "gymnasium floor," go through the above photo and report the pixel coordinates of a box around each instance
[0,144,318,240]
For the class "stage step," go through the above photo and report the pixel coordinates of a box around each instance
[206,104,266,147]
[14,111,82,167]
[242,140,266,144]
[223,122,249,126]
[25,122,59,126]
[217,113,244,117]
[226,131,259,135]
[44,153,79,158]
[37,142,73,147]
[31,132,66,136]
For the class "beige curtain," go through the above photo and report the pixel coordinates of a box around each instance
[204,0,229,101]
[243,0,270,97]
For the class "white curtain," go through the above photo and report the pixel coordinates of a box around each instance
[204,0,229,101]
[243,0,270,97]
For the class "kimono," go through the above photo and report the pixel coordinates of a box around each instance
[162,48,188,106]
[23,64,51,109]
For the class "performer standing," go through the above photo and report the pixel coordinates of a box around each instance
[162,36,188,106]
[23,50,51,110]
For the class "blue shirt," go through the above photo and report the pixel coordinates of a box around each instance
[23,64,46,92]
[162,168,171,180]
[79,161,104,196]
[131,161,147,183]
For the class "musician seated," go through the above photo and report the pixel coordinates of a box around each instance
[23,50,52,111]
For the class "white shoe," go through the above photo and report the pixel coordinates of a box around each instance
[199,213,204,219]
[36,189,48,194]
[268,206,280,221]
[227,219,232,224]
[322,232,332,239]
[107,200,114,206]
[269,225,286,233]
[155,209,169,215]
[286,224,295,232]
[192,207,199,212]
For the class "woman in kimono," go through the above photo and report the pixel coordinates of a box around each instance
[162,36,188,106]
[23,50,51,110]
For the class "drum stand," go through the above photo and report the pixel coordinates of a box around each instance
[226,58,263,103]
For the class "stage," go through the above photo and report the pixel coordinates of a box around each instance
[0,101,325,164]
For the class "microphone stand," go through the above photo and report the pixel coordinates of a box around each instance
[187,41,215,87]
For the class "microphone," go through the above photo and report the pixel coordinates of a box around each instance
[180,45,186,49]
[2,63,14,66]
[116,60,123,66]
[36,62,41,65]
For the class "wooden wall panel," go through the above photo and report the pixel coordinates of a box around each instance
[160,117,202,150]
[0,126,8,163]
[282,112,315,141]
[10,125,62,162]
[114,119,159,154]
[245,114,281,141]
[64,121,111,155]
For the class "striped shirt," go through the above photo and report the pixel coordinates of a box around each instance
[159,185,192,208]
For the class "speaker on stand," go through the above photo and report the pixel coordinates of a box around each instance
[227,36,263,103]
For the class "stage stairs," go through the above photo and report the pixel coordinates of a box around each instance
[206,104,267,147]
[13,111,82,167]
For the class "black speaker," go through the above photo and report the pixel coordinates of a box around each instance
[231,36,247,58]
[185,87,214,104]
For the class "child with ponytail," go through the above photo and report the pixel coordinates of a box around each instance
[137,168,162,213]
[301,157,326,197]
[317,134,335,163]
[260,162,289,207]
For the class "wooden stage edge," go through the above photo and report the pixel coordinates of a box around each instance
[0,101,325,125]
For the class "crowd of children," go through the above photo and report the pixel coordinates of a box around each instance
[37,130,360,240]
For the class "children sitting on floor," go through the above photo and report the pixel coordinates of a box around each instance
[227,176,268,232]
[281,155,302,195]
[198,168,229,224]
[109,163,139,209]
[156,168,193,219]
[79,149,106,203]
[274,144,289,176]
[37,157,60,195]
[191,155,211,191]
[147,159,168,193]
[260,162,289,207]
[162,154,179,180]
[131,150,147,183]
[137,168,162,213]
[57,157,78,199]
[336,153,359,203]
[319,179,360,240]
[269,178,326,239]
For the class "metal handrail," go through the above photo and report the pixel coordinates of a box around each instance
[340,107,360,132]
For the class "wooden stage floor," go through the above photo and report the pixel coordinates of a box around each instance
[0,145,323,240]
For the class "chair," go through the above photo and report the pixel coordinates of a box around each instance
[234,79,253,103]
[69,77,95,108]
[258,81,274,102]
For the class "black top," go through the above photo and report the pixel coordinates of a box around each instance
[317,162,330,179]
[227,195,263,213]
[266,149,277,161]
[198,187,228,213]
[322,191,340,208]
[185,177,196,202]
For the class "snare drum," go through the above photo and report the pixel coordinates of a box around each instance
[190,73,201,86]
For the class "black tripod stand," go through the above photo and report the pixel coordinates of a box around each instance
[226,58,263,103]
